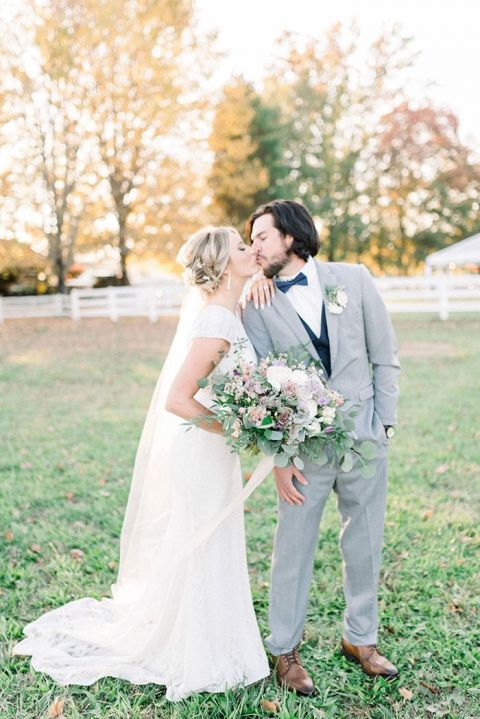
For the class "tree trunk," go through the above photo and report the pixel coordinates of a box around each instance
[118,220,130,285]
[54,233,67,294]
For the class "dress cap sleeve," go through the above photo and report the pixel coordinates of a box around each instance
[190,305,235,343]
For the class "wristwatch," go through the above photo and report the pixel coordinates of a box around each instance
[384,425,396,439]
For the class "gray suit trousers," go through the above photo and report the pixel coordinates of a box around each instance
[266,446,389,655]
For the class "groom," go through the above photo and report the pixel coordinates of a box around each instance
[243,200,400,696]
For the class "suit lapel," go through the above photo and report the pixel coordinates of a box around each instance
[315,260,339,375]
[272,288,326,372]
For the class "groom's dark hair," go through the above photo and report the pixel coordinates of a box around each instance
[245,199,319,260]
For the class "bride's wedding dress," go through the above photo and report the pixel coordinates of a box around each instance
[12,300,270,701]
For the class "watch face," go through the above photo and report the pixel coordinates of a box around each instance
[386,426,395,438]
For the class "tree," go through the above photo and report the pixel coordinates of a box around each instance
[0,0,215,287]
[69,0,211,283]
[369,102,480,273]
[209,78,272,230]
[0,4,93,292]
[264,25,417,262]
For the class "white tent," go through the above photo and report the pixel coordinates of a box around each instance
[425,233,480,273]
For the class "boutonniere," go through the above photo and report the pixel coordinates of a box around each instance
[325,285,348,314]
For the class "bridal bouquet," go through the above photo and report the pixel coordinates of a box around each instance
[194,343,377,478]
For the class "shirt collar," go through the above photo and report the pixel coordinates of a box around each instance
[277,255,317,283]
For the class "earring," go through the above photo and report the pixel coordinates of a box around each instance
[226,271,231,290]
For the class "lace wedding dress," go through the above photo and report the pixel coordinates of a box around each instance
[12,302,270,701]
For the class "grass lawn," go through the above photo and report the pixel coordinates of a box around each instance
[1,314,479,719]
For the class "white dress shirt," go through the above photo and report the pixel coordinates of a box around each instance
[277,255,323,337]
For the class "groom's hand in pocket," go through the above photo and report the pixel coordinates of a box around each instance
[273,465,308,506]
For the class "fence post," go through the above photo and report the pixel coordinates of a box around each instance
[108,286,118,321]
[439,273,449,320]
[147,288,158,322]
[54,293,63,317]
[71,289,80,321]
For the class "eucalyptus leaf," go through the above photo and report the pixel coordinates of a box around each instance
[359,440,377,460]
[265,430,284,441]
[260,416,274,428]
[257,437,276,455]
[197,377,208,389]
[341,452,354,473]
[274,453,290,468]
[293,455,304,470]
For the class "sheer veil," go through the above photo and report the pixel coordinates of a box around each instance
[110,285,274,605]
[110,286,207,603]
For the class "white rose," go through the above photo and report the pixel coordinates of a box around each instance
[290,369,309,385]
[306,420,321,436]
[266,365,293,390]
[336,289,348,306]
[305,399,318,422]
[321,406,336,423]
[327,302,343,314]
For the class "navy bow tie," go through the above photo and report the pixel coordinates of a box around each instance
[275,271,308,293]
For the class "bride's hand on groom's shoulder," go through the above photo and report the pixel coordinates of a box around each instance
[243,273,275,310]
[273,464,308,506]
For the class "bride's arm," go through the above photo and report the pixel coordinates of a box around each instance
[165,337,230,434]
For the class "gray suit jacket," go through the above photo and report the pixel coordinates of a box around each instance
[243,260,400,445]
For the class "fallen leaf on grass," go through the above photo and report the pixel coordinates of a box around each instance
[447,424,457,433]
[260,698,280,713]
[21,462,33,469]
[420,680,439,694]
[243,472,252,481]
[99,478,106,486]
[435,463,449,475]
[48,697,65,717]
[422,509,433,520]
[447,602,463,613]
[30,543,42,554]
[107,561,117,570]
[399,687,413,700]
[65,492,74,502]
[100,490,111,497]
[70,548,84,560]
[4,530,14,541]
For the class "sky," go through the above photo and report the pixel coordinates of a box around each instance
[196,0,480,147]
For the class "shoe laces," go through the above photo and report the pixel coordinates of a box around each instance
[282,649,301,667]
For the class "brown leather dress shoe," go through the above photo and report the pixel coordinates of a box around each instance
[271,648,317,696]
[340,638,399,679]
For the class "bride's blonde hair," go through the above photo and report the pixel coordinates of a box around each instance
[177,225,239,294]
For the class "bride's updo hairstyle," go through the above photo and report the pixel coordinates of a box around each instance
[177,225,238,294]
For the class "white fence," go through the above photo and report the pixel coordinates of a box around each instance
[375,273,480,320]
[1,274,480,323]
[0,285,185,323]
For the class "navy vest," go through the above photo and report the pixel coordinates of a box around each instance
[297,303,331,377]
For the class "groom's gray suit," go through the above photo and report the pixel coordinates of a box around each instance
[243,259,400,654]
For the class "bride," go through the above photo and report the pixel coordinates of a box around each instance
[12,226,271,701]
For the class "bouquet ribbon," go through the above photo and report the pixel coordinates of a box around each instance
[185,455,275,556]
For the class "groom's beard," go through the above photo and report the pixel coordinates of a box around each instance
[258,249,293,279]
